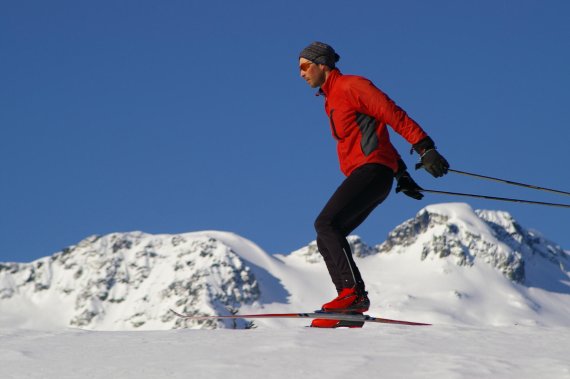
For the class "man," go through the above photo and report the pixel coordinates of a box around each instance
[299,41,449,328]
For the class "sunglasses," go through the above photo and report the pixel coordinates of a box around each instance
[299,61,314,71]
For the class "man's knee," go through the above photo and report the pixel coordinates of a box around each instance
[314,214,334,235]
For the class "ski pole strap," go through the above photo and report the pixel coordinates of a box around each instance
[421,189,570,209]
[449,169,570,197]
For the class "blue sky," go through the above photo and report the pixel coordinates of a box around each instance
[1,1,569,263]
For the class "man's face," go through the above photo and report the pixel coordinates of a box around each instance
[299,58,326,88]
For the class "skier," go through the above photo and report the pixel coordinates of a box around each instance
[299,42,449,328]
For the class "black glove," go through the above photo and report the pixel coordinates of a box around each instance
[395,160,424,200]
[420,149,449,178]
[413,137,449,178]
[395,171,424,200]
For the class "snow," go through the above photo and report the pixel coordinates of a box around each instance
[2,326,569,379]
[1,203,570,378]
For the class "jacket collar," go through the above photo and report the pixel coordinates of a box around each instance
[317,68,341,97]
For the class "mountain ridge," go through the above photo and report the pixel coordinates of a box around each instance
[1,203,568,330]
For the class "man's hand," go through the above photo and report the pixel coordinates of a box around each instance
[420,149,449,178]
[413,137,449,178]
[395,171,424,200]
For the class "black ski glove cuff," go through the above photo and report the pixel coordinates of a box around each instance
[412,136,435,155]
[394,159,408,181]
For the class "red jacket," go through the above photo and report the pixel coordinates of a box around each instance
[320,69,428,176]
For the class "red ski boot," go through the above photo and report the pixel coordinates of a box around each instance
[321,288,370,313]
[310,288,369,328]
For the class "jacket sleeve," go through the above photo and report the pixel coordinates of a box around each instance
[343,77,428,145]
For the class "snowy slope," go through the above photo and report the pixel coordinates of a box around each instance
[1,203,569,330]
[2,326,569,379]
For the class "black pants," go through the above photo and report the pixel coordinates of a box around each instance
[314,163,393,293]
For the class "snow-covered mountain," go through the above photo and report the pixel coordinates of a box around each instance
[1,203,569,330]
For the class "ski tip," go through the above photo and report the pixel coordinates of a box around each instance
[169,308,186,318]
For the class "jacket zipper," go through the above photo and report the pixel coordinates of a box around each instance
[329,109,341,140]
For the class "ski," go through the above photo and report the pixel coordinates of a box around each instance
[169,309,431,326]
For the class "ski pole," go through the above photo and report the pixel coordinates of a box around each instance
[448,169,570,197]
[421,189,570,209]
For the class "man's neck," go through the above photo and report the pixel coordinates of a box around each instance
[320,68,340,96]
